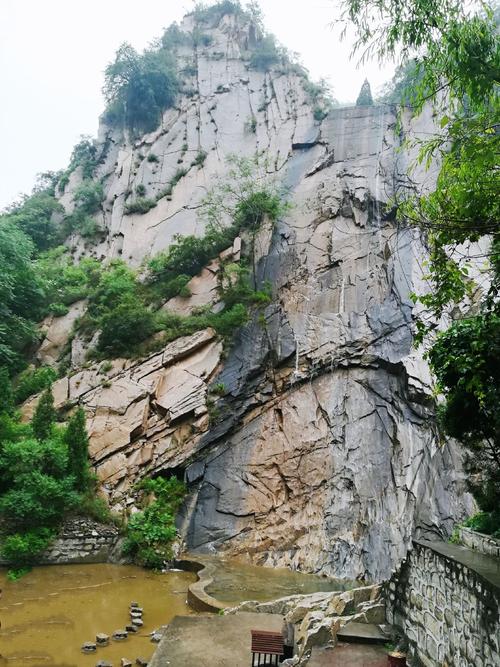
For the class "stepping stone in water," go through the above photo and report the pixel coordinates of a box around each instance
[130,601,139,608]
[121,660,133,667]
[136,659,148,667]
[126,625,138,633]
[112,629,128,641]
[151,632,162,643]
[96,633,110,646]
[82,642,97,653]
[132,619,144,627]
[96,662,113,667]
[130,607,143,614]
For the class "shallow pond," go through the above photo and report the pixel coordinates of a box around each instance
[0,564,196,667]
[204,558,358,606]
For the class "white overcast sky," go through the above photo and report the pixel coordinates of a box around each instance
[0,0,394,209]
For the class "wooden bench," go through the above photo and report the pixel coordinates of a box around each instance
[251,629,284,666]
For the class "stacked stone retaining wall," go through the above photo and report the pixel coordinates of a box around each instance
[458,526,500,559]
[0,517,122,566]
[387,539,500,667]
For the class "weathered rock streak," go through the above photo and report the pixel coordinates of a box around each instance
[27,11,473,581]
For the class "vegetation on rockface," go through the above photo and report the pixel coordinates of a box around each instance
[123,477,186,569]
[103,42,178,134]
[0,375,105,574]
[342,0,500,533]
[355,78,373,106]
[3,182,64,252]
[377,59,422,104]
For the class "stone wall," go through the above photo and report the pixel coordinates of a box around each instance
[387,539,500,667]
[0,517,122,566]
[39,517,122,564]
[458,526,500,559]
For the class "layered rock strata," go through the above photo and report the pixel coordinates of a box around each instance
[24,10,473,581]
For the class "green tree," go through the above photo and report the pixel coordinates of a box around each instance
[0,437,78,530]
[429,315,500,524]
[32,388,56,441]
[0,368,13,415]
[0,218,45,372]
[355,78,373,105]
[64,407,91,492]
[103,42,178,133]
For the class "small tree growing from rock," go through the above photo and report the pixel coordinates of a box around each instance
[356,78,374,106]
[65,407,92,492]
[32,387,56,441]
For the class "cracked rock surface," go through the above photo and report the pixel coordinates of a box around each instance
[24,11,473,582]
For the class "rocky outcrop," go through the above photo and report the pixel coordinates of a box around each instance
[226,584,387,660]
[24,9,473,581]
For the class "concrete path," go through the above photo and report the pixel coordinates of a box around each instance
[149,612,284,667]
[309,643,388,666]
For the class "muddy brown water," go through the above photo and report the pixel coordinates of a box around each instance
[0,564,196,667]
[204,558,358,606]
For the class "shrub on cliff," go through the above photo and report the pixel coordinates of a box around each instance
[0,218,45,372]
[123,477,186,569]
[103,43,178,133]
[97,296,155,356]
[14,366,58,404]
[64,407,92,493]
[32,388,56,442]
[3,187,64,252]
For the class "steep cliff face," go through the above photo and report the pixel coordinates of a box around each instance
[29,10,473,581]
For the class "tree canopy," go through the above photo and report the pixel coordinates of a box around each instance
[103,43,178,133]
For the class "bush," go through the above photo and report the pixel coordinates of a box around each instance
[1,527,56,567]
[72,181,103,215]
[103,43,178,133]
[245,116,257,133]
[123,477,186,568]
[97,297,156,356]
[147,226,237,287]
[249,36,281,71]
[192,151,207,167]
[47,302,70,317]
[192,1,243,25]
[313,106,328,121]
[234,190,282,228]
[171,167,187,185]
[124,197,157,215]
[14,366,58,404]
[147,153,159,163]
[0,437,79,529]
[136,184,146,196]
[463,511,500,539]
[4,190,64,252]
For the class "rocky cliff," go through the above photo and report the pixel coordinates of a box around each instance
[26,8,473,581]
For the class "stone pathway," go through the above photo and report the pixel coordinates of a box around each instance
[309,643,388,666]
[149,612,284,667]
